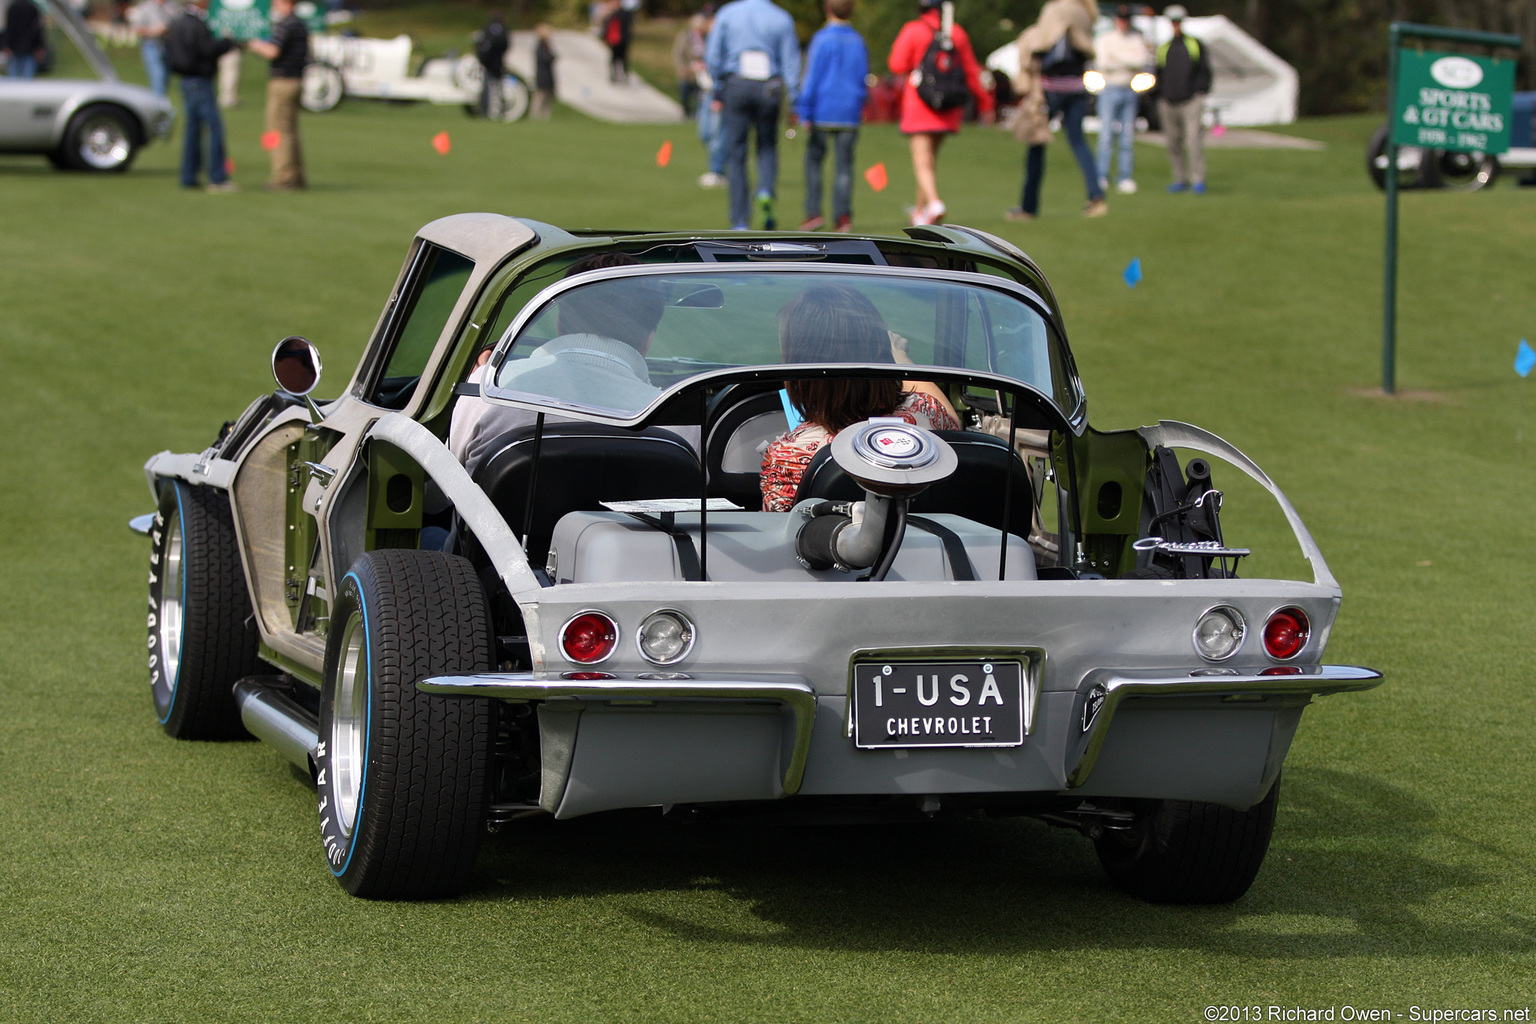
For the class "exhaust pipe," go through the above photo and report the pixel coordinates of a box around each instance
[233,677,319,773]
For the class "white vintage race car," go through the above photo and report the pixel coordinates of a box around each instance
[137,215,1380,903]
[301,33,528,121]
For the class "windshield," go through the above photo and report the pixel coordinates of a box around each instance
[483,267,1080,422]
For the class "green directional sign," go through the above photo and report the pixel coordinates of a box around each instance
[1392,48,1515,154]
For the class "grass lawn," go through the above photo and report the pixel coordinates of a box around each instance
[1,39,1534,1023]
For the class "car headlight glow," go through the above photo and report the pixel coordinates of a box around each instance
[1131,72,1157,93]
[1083,70,1106,93]
[1193,606,1246,661]
[636,609,695,665]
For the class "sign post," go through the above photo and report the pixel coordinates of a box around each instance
[1381,23,1519,395]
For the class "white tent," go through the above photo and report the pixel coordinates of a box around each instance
[987,13,1298,127]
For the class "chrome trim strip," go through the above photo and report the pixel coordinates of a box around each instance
[1067,664,1382,788]
[419,672,817,795]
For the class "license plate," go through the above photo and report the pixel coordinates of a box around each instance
[851,660,1025,749]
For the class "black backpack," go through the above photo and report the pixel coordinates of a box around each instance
[910,2,969,112]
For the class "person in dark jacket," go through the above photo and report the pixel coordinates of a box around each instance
[163,0,239,191]
[3,0,46,80]
[532,23,557,120]
[475,11,510,117]
[1156,4,1212,193]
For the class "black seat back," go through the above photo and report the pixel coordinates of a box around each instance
[704,385,788,512]
[472,423,703,564]
[792,430,1034,537]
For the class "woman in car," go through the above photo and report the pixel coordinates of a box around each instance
[760,284,959,512]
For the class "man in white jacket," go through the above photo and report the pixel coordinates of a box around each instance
[1093,5,1151,194]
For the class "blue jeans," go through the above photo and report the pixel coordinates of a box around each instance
[8,53,38,79]
[1096,85,1138,184]
[179,76,228,188]
[141,39,168,96]
[720,76,782,229]
[804,126,857,221]
[1049,90,1103,202]
[696,98,725,175]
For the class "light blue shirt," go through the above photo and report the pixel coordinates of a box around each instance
[705,0,801,105]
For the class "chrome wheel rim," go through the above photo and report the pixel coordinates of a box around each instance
[331,611,368,836]
[157,514,184,691]
[78,115,131,170]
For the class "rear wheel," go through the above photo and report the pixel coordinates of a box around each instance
[301,62,344,112]
[1430,149,1499,191]
[60,103,139,172]
[494,75,530,122]
[148,481,259,739]
[317,549,494,899]
[1094,774,1280,904]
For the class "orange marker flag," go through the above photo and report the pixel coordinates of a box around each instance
[656,139,673,167]
[225,157,236,175]
[260,130,281,151]
[432,131,452,155]
[864,162,888,192]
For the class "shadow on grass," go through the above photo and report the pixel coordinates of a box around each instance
[470,765,1536,957]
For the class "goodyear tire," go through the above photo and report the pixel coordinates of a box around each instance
[1094,774,1280,904]
[316,549,494,899]
[148,481,260,739]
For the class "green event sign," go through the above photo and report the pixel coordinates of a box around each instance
[208,0,327,41]
[1392,48,1514,154]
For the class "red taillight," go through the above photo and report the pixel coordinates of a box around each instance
[1262,608,1310,660]
[560,612,618,664]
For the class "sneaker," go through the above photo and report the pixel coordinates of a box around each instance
[910,199,946,226]
[755,192,776,230]
[798,214,825,231]
[1004,207,1036,221]
[1116,178,1138,194]
[205,181,239,194]
[1083,198,1109,218]
[1192,181,1207,195]
[697,172,726,188]
[1167,182,1189,194]
[833,215,852,232]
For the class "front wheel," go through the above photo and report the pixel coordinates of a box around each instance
[148,481,260,739]
[59,103,139,172]
[1366,123,1430,191]
[317,549,494,899]
[1094,774,1280,904]
[493,75,529,122]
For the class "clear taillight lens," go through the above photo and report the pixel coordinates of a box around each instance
[636,610,695,665]
[1193,606,1246,661]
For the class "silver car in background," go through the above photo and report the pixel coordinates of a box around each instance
[0,0,173,171]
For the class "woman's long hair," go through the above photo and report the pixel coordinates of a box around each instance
[779,285,902,434]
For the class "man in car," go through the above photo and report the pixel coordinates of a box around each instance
[455,254,673,475]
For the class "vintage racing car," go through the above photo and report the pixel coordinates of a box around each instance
[136,216,1380,903]
[301,33,529,121]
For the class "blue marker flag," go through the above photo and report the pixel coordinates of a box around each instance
[1516,338,1535,378]
[1123,258,1142,289]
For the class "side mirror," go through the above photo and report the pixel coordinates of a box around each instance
[272,335,322,397]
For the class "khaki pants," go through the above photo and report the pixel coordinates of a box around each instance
[1159,96,1205,186]
[265,77,305,188]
